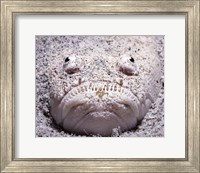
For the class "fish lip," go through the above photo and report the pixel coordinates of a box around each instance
[72,110,129,134]
[62,100,139,132]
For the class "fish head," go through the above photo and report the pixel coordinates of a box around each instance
[49,36,162,136]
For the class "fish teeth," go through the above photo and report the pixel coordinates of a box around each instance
[68,81,129,99]
[98,83,103,91]
[114,85,117,91]
[78,78,82,85]
[137,92,145,104]
[72,80,79,87]
[77,88,81,93]
[116,78,123,86]
[91,84,95,91]
[109,85,112,91]
[84,86,88,91]
[74,89,79,95]
[105,86,108,91]
[85,92,92,98]
[71,92,75,96]
[117,85,121,92]
[64,86,71,93]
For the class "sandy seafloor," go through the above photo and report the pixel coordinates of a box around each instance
[36,36,164,137]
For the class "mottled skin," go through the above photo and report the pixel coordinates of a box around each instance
[49,36,162,136]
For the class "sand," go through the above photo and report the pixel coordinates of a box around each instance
[36,36,164,137]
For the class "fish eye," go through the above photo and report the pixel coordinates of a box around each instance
[65,57,70,62]
[129,57,134,63]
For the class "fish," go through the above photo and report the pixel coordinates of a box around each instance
[49,36,163,136]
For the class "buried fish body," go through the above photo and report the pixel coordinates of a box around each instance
[49,36,162,136]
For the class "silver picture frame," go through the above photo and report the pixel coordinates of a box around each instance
[1,1,199,172]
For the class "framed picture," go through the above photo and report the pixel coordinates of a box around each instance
[1,0,199,172]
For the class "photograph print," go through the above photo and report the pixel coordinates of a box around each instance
[36,35,164,137]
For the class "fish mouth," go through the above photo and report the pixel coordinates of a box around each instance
[62,102,138,136]
[51,80,152,136]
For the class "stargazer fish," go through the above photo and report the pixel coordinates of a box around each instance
[49,36,162,136]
